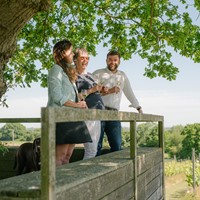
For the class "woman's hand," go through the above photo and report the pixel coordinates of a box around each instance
[76,100,88,109]
[89,85,102,94]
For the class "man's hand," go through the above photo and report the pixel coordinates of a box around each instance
[137,106,143,114]
[109,86,120,94]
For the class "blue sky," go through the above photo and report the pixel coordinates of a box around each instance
[1,2,200,128]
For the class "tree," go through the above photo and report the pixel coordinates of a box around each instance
[26,128,41,141]
[164,125,184,159]
[0,0,200,104]
[0,123,41,141]
[0,0,51,105]
[136,122,158,147]
[121,128,131,148]
[180,123,200,159]
[0,123,27,141]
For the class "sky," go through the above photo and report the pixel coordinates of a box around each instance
[1,2,200,128]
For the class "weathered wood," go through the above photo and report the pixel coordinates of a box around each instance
[0,107,164,200]
[101,181,134,200]
[42,107,164,122]
[41,108,56,200]
[130,121,137,200]
[0,111,163,123]
[137,148,162,175]
[147,186,163,200]
[0,147,17,179]
[137,162,162,197]
[146,175,162,199]
[158,121,165,199]
[0,118,40,123]
[0,171,41,198]
[0,148,164,200]
[0,147,86,180]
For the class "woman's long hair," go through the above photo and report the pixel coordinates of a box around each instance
[53,39,76,82]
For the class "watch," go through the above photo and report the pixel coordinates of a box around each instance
[136,106,142,111]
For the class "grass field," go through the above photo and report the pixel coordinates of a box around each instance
[1,141,25,146]
[165,173,200,199]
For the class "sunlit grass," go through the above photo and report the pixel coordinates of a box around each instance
[165,160,191,176]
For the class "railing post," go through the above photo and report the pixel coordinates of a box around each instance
[130,120,137,200]
[158,121,165,200]
[41,107,56,200]
[192,148,196,194]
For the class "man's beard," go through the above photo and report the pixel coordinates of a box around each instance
[107,63,119,71]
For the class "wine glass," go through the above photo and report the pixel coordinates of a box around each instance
[81,89,88,100]
[94,77,104,93]
[116,77,121,87]
[116,80,121,87]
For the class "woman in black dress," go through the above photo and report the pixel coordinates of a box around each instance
[47,40,92,166]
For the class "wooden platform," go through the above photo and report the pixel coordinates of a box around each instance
[0,148,164,200]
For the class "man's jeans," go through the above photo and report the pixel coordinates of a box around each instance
[96,121,122,156]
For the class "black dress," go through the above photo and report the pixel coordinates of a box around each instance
[56,84,92,145]
[76,73,105,110]
[56,121,92,144]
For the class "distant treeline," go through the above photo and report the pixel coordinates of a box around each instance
[121,122,200,160]
[0,123,40,142]
[1,122,200,159]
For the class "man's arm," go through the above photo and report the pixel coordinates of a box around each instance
[122,73,143,113]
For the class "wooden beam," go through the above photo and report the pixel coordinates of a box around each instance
[41,107,56,200]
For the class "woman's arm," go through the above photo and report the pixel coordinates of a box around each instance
[63,100,87,109]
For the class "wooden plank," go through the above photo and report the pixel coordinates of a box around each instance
[0,148,163,199]
[41,107,164,122]
[137,148,162,174]
[158,121,165,199]
[0,109,164,123]
[137,162,163,199]
[147,186,163,200]
[101,180,134,200]
[0,171,16,180]
[0,171,41,197]
[55,150,133,200]
[130,121,137,200]
[137,172,146,200]
[0,118,40,123]
[145,162,163,184]
[146,175,162,199]
[41,107,56,200]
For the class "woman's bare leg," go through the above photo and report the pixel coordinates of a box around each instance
[56,144,68,166]
[63,144,75,164]
[56,144,75,166]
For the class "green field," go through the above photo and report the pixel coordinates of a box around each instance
[165,160,200,200]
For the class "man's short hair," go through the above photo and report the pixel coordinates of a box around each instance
[107,50,121,59]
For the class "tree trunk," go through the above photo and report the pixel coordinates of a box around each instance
[0,0,51,102]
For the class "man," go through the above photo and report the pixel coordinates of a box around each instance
[93,50,143,156]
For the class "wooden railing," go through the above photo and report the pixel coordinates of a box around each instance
[0,107,164,200]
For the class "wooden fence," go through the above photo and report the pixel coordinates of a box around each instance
[0,107,164,200]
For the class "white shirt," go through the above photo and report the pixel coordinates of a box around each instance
[93,67,140,110]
